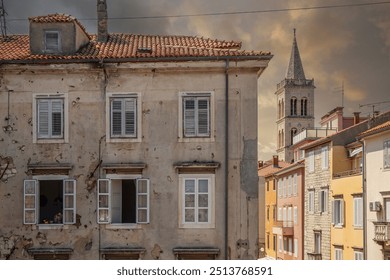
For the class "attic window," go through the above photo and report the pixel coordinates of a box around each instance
[45,31,60,53]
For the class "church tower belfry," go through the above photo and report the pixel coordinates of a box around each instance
[275,29,315,162]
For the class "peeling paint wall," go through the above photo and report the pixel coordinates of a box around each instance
[0,61,265,259]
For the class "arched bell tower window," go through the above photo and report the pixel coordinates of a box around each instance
[301,98,307,116]
[291,97,297,116]
[290,127,297,146]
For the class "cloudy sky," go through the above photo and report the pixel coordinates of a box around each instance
[3,0,390,160]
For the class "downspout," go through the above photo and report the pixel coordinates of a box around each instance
[358,139,367,259]
[224,59,229,260]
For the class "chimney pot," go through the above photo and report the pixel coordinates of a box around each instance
[258,161,264,169]
[353,112,360,125]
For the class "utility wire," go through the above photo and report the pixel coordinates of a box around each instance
[7,1,390,22]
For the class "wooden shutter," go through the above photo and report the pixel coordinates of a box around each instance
[97,179,111,224]
[136,179,150,224]
[331,200,335,225]
[24,180,38,224]
[37,100,49,138]
[197,98,210,136]
[124,99,136,136]
[51,99,63,137]
[183,98,196,137]
[63,179,76,224]
[340,200,344,226]
[111,100,123,136]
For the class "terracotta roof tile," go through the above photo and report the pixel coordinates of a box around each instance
[0,15,271,63]
[258,161,291,177]
[358,120,390,138]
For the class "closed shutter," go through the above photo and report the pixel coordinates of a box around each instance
[38,100,49,138]
[125,99,136,136]
[111,100,122,136]
[24,180,38,224]
[197,98,210,136]
[51,99,63,137]
[136,179,150,224]
[97,179,111,224]
[63,179,76,224]
[183,98,196,137]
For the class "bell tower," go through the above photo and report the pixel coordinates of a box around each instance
[275,29,315,162]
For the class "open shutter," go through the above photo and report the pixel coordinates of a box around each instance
[37,100,49,138]
[183,98,196,137]
[340,200,345,226]
[24,180,38,224]
[63,179,76,224]
[111,100,123,136]
[136,179,150,224]
[331,200,335,225]
[197,98,210,136]
[98,179,111,224]
[51,99,63,137]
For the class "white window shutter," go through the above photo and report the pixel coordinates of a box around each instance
[197,98,210,136]
[340,200,345,226]
[183,98,196,137]
[331,200,335,225]
[136,179,150,224]
[63,179,76,224]
[51,99,63,137]
[97,179,111,224]
[38,100,49,138]
[24,180,38,224]
[124,99,136,136]
[111,100,122,136]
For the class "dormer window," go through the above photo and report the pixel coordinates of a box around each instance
[44,31,60,53]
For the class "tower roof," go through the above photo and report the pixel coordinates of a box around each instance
[286,29,306,80]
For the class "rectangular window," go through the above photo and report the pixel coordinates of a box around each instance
[334,248,343,260]
[278,236,282,253]
[45,31,60,53]
[37,98,64,139]
[183,96,210,137]
[283,207,287,225]
[273,235,277,252]
[314,232,321,254]
[278,207,282,221]
[332,199,344,226]
[97,178,150,224]
[110,98,137,138]
[308,190,315,213]
[179,174,214,228]
[287,207,292,226]
[288,238,293,255]
[294,206,298,225]
[283,178,287,198]
[278,180,282,198]
[384,140,390,169]
[288,176,292,197]
[319,189,328,213]
[321,146,329,170]
[266,206,270,221]
[24,179,76,225]
[353,197,363,228]
[354,250,363,260]
[308,150,315,173]
[293,174,297,196]
[267,234,270,249]
[283,237,287,254]
[272,205,277,221]
[294,239,298,258]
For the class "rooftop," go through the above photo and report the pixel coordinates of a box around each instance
[0,14,272,63]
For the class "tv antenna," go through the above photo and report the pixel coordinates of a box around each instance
[333,81,344,108]
[0,0,7,37]
[359,101,390,117]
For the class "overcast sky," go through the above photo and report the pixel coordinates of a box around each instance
[3,0,390,160]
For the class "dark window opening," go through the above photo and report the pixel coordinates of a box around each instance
[39,180,63,224]
[112,179,136,223]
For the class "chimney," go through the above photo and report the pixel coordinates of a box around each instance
[258,161,264,169]
[353,112,360,125]
[272,155,279,168]
[97,0,108,42]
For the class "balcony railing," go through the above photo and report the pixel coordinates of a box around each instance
[293,128,337,145]
[307,252,322,260]
[273,220,294,236]
[333,168,362,178]
[373,222,390,242]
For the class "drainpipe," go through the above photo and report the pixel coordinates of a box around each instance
[224,59,229,260]
[358,139,367,259]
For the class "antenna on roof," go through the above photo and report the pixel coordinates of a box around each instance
[359,101,390,117]
[333,81,344,108]
[0,0,7,37]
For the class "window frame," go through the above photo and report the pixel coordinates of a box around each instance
[110,97,137,138]
[308,150,315,173]
[178,92,214,142]
[178,174,215,229]
[334,247,343,260]
[353,196,363,228]
[106,93,142,143]
[97,176,150,226]
[33,94,68,143]
[44,30,61,53]
[23,176,76,226]
[293,174,298,196]
[354,250,364,260]
[314,231,321,254]
[319,189,328,213]
[321,146,329,170]
[332,198,344,227]
[384,140,390,169]
[308,190,315,213]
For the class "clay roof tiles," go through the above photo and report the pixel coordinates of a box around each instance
[0,14,270,63]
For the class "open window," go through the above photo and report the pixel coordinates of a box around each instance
[23,179,76,225]
[97,178,150,224]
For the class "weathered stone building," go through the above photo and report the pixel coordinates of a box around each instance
[0,5,272,259]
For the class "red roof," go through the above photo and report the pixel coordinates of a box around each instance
[258,161,291,177]
[358,120,390,138]
[0,14,272,63]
